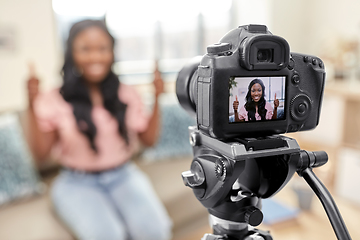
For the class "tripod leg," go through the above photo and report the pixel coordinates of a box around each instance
[301,168,352,240]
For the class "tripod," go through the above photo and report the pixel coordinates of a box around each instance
[182,127,352,240]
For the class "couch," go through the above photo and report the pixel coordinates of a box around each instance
[0,103,208,240]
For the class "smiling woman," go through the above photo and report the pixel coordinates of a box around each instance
[58,20,131,151]
[26,19,172,240]
[232,78,281,122]
[72,27,114,84]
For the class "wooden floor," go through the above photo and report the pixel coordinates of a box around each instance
[173,183,360,240]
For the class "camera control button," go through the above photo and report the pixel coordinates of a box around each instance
[292,72,300,84]
[207,42,231,55]
[312,58,318,65]
[303,56,311,63]
[298,103,306,113]
[288,58,295,70]
[290,94,312,122]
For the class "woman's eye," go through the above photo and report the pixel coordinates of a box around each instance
[99,46,111,52]
[78,46,90,53]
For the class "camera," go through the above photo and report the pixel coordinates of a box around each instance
[176,25,352,240]
[176,24,325,139]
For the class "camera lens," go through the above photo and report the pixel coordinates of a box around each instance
[257,49,273,62]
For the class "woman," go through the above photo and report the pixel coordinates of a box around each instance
[27,20,172,240]
[233,78,279,122]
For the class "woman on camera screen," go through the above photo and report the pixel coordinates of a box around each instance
[233,78,279,122]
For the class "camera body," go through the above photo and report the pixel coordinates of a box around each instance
[177,24,325,139]
[177,25,352,240]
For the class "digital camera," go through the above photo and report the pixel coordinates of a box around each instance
[176,24,325,139]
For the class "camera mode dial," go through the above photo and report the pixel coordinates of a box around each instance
[207,42,231,55]
[290,94,312,122]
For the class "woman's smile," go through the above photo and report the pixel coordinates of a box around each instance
[251,83,263,102]
[84,63,108,77]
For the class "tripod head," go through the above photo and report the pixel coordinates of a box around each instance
[182,127,350,240]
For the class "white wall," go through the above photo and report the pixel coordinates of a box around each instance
[233,0,272,28]
[270,0,360,55]
[269,0,308,53]
[0,0,61,112]
[270,0,360,141]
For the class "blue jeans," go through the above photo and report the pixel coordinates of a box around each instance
[51,162,173,240]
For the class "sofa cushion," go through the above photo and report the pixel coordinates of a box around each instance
[137,157,208,231]
[0,194,73,240]
[142,98,196,162]
[0,113,44,206]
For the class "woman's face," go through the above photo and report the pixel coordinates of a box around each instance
[250,83,263,102]
[72,26,113,84]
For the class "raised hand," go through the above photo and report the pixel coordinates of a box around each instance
[139,60,164,146]
[273,93,279,109]
[233,95,239,112]
[27,62,39,109]
[153,60,164,98]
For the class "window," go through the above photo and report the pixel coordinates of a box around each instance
[52,0,270,85]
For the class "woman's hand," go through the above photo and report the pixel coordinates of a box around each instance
[233,95,239,112]
[233,95,242,122]
[25,62,59,162]
[273,93,279,109]
[139,61,163,147]
[272,93,279,120]
[27,62,39,109]
[153,61,164,98]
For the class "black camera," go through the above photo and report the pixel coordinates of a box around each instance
[176,25,352,240]
[176,24,325,139]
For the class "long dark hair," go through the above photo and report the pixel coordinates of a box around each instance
[244,78,267,121]
[60,19,128,150]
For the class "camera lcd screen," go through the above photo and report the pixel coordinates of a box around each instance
[229,76,286,123]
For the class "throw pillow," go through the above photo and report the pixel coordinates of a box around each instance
[142,97,196,162]
[0,113,44,206]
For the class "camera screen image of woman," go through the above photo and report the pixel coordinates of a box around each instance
[232,78,279,122]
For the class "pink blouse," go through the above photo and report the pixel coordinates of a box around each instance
[34,84,149,172]
[238,102,274,121]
